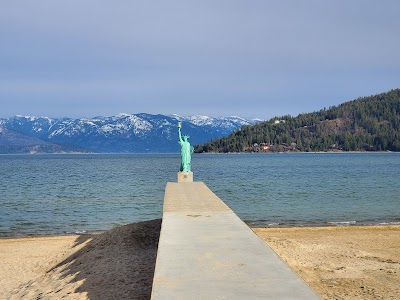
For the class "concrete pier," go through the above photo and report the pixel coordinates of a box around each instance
[151,182,320,299]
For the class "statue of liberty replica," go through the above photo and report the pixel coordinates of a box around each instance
[177,122,194,182]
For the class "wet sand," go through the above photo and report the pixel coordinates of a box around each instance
[1,222,399,300]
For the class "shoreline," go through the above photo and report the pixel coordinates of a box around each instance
[196,150,399,154]
[1,151,399,156]
[2,222,400,239]
[247,220,400,228]
[252,223,400,231]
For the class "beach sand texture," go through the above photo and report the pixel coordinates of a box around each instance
[1,219,161,300]
[254,225,400,300]
[1,222,399,300]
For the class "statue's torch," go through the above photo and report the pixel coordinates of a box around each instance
[178,122,182,128]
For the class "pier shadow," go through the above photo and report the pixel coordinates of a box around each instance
[46,219,161,300]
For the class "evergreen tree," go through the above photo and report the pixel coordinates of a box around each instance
[195,89,400,153]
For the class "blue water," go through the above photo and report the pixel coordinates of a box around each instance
[1,153,399,236]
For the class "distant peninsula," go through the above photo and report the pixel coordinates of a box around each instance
[195,89,400,153]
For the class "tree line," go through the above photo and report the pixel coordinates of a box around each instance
[195,89,400,153]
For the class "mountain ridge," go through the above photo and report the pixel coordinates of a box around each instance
[0,114,259,154]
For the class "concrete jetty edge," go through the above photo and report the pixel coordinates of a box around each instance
[151,182,320,299]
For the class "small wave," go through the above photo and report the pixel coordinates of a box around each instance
[379,222,400,225]
[267,222,282,226]
[65,230,87,234]
[245,220,284,227]
[328,221,356,225]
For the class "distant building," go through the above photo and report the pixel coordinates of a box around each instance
[274,120,286,124]
[260,143,270,151]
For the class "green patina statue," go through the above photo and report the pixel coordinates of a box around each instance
[178,122,194,172]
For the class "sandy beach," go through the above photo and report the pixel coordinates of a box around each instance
[254,225,400,300]
[1,223,399,300]
[1,220,161,300]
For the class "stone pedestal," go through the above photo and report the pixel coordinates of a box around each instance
[177,172,193,183]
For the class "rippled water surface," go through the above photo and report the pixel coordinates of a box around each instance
[1,153,399,236]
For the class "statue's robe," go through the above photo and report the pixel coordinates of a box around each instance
[179,140,193,172]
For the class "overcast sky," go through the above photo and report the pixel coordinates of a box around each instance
[1,1,399,119]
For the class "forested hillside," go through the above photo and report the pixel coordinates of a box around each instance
[195,89,400,153]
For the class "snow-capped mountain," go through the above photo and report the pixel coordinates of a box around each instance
[0,114,260,153]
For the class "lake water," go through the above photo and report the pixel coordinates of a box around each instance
[1,153,399,237]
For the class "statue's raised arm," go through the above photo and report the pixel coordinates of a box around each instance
[178,123,183,144]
